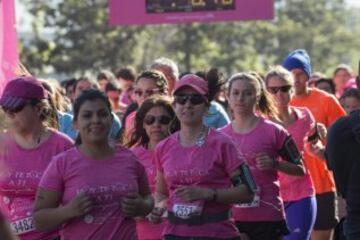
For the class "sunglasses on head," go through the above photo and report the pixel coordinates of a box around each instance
[174,94,206,105]
[267,85,292,94]
[134,88,160,97]
[144,115,172,125]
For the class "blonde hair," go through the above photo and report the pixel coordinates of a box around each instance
[264,65,294,87]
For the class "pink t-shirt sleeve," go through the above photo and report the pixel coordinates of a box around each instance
[219,135,245,176]
[39,153,65,193]
[154,139,167,173]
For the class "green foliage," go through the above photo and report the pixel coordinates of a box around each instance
[19,0,360,78]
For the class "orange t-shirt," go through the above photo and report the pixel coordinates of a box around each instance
[290,88,346,194]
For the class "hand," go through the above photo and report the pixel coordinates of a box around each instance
[175,187,212,202]
[147,207,166,223]
[121,192,148,218]
[304,139,325,160]
[317,123,327,140]
[64,192,93,218]
[256,153,276,171]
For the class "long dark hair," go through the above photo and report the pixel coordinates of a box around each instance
[125,95,180,148]
[193,68,226,103]
[73,89,112,145]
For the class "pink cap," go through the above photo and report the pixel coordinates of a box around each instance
[173,74,208,96]
[0,76,48,110]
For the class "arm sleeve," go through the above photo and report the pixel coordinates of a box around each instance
[38,155,65,193]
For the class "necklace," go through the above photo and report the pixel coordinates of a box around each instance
[179,125,208,147]
[195,125,207,147]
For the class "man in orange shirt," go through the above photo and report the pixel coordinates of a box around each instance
[283,49,346,240]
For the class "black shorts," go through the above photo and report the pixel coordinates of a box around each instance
[314,191,339,230]
[235,220,289,240]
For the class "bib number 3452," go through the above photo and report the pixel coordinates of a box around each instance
[11,217,35,235]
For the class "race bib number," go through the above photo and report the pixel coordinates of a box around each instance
[172,202,203,219]
[10,217,35,235]
[235,188,261,208]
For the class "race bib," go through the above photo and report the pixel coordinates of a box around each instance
[10,217,35,235]
[172,201,204,219]
[235,188,261,208]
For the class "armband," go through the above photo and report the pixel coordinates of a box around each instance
[279,136,302,164]
[231,164,257,194]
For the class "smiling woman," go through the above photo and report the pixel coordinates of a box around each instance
[33,89,154,240]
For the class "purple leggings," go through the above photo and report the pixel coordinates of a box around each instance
[283,196,317,240]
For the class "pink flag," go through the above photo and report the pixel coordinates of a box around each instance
[0,0,18,95]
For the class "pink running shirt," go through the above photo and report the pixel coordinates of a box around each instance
[132,146,166,240]
[155,128,243,239]
[279,107,315,202]
[221,118,288,222]
[39,146,147,240]
[0,130,73,240]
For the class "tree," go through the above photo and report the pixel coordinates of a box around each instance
[19,0,360,78]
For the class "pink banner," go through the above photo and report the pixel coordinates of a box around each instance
[0,0,18,95]
[109,0,273,26]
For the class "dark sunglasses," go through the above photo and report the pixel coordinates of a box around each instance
[144,115,172,125]
[174,94,206,105]
[267,85,292,94]
[134,88,160,97]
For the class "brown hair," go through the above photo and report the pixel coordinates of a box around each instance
[124,95,180,148]
[228,72,279,120]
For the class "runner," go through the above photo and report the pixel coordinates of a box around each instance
[33,89,153,239]
[155,74,256,240]
[265,66,317,240]
[0,77,73,239]
[221,72,306,240]
[127,95,180,240]
[283,49,346,240]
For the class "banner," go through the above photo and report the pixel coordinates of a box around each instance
[0,0,18,95]
[109,0,274,26]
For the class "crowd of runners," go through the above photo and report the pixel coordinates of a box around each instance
[0,49,359,240]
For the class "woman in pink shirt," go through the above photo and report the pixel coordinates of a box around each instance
[126,95,180,240]
[33,89,154,240]
[155,74,256,240]
[221,72,306,240]
[0,77,74,240]
[265,66,317,240]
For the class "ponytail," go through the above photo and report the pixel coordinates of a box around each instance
[249,72,279,121]
[195,68,225,102]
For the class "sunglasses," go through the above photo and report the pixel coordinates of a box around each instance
[174,94,206,105]
[267,85,292,94]
[134,88,160,97]
[144,115,172,125]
